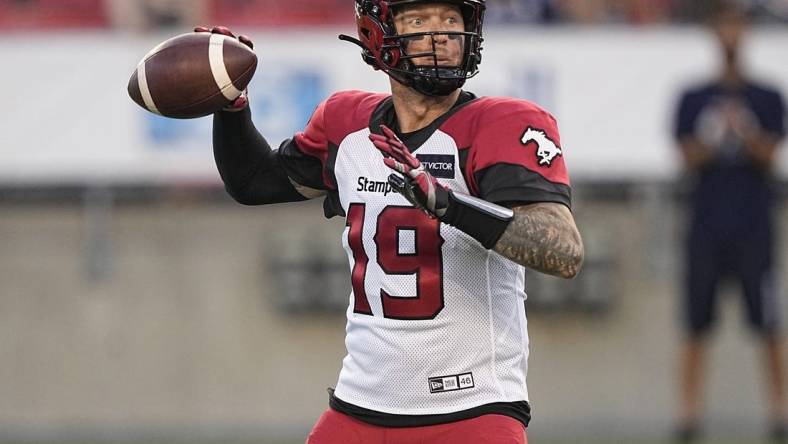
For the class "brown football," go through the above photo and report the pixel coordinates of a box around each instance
[127,32,257,119]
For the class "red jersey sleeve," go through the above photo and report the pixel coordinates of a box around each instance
[467,98,571,208]
[294,98,331,164]
[280,90,388,192]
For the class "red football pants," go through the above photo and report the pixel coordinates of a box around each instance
[306,408,527,444]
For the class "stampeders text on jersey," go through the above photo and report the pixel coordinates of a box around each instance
[357,176,394,196]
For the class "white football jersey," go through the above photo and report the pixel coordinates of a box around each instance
[280,90,572,419]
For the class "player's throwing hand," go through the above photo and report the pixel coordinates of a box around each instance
[194,26,254,112]
[369,125,449,218]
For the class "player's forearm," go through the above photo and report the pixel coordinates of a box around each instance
[742,135,779,171]
[213,108,306,205]
[680,139,716,171]
[493,203,584,279]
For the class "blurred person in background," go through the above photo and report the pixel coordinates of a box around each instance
[677,0,788,23]
[484,0,558,24]
[553,0,610,23]
[206,0,583,442]
[106,0,207,31]
[555,0,675,24]
[672,2,786,442]
[754,0,788,22]
[610,0,676,24]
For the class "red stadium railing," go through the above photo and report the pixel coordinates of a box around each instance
[0,0,351,30]
[1,0,782,30]
[0,0,108,29]
[209,0,352,27]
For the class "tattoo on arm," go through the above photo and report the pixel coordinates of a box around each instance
[493,203,584,278]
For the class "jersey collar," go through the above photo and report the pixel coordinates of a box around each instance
[369,91,478,152]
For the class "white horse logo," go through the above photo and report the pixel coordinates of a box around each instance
[521,127,562,166]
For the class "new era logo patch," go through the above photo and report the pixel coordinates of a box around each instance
[416,154,455,179]
[428,372,474,394]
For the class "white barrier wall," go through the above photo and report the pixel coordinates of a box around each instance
[0,27,787,184]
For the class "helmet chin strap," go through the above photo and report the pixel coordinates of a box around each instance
[410,66,465,96]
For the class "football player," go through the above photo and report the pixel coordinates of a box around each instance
[205,1,583,443]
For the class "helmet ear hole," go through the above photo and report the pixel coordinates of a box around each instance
[381,47,401,68]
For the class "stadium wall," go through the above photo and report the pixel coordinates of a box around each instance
[0,27,786,185]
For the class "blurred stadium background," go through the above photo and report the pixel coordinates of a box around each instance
[1,0,788,443]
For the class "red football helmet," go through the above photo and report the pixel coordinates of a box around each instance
[340,0,485,96]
